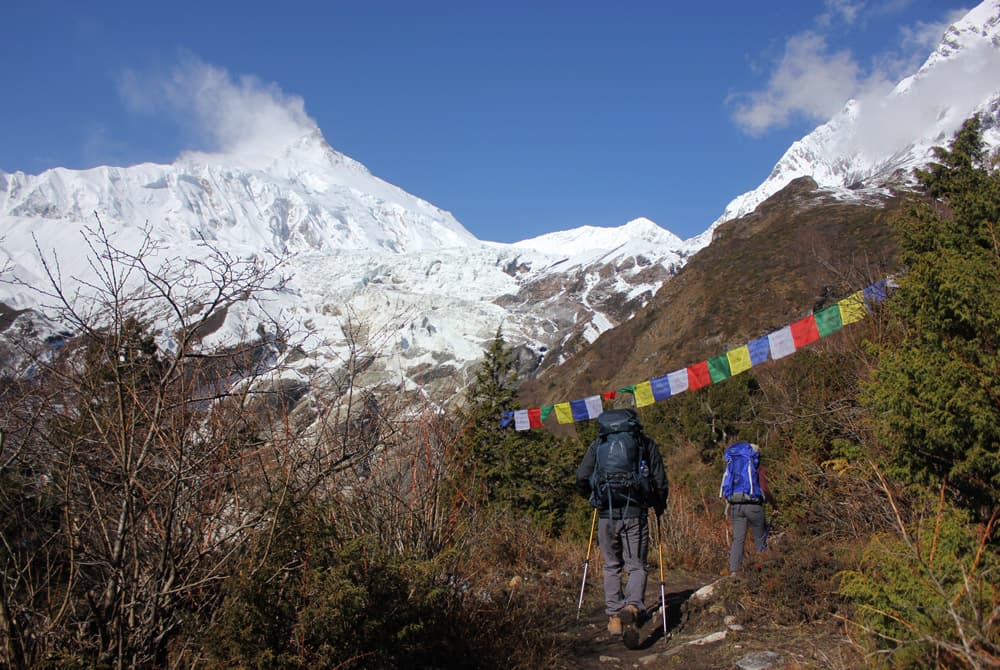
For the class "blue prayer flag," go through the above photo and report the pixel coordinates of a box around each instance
[748,335,770,366]
[650,375,671,401]
[864,279,888,305]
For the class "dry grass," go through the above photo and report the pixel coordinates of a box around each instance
[450,512,582,669]
[661,484,729,573]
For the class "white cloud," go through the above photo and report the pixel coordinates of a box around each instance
[817,0,866,28]
[118,54,318,160]
[899,12,961,53]
[847,40,1000,160]
[729,32,891,136]
[728,4,969,137]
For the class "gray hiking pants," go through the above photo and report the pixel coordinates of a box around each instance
[729,502,768,572]
[598,515,649,616]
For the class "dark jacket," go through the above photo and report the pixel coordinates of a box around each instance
[576,431,669,518]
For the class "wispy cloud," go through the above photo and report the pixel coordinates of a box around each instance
[729,3,961,136]
[817,0,865,28]
[118,54,318,159]
[847,40,1000,160]
[729,32,893,136]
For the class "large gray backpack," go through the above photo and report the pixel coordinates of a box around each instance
[589,409,650,512]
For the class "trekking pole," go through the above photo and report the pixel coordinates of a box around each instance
[652,509,669,640]
[576,508,598,619]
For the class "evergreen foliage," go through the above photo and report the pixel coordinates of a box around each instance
[461,326,521,501]
[839,496,999,669]
[864,115,1000,514]
[459,327,579,534]
[841,117,1000,668]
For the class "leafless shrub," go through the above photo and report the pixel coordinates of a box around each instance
[0,219,387,668]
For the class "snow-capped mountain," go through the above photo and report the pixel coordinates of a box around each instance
[0,129,476,258]
[713,0,1000,230]
[0,126,691,404]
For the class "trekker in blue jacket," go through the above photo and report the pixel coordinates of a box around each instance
[720,442,778,574]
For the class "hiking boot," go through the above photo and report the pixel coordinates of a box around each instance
[607,615,622,635]
[620,604,641,649]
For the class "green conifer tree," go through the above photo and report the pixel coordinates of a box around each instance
[461,325,521,504]
[864,115,1000,514]
[460,327,579,533]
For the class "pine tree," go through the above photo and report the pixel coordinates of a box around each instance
[865,115,1000,514]
[459,327,579,533]
[460,326,522,504]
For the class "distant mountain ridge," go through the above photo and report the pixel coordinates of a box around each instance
[0,129,477,257]
[2,0,999,410]
[0,128,692,402]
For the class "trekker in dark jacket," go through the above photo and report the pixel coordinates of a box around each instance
[576,409,668,647]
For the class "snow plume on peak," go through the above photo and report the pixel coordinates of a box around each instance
[119,54,319,167]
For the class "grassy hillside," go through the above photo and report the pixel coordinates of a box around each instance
[519,176,901,407]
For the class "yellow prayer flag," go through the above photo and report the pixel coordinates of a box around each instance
[726,344,752,376]
[838,290,867,325]
[554,402,575,424]
[634,380,655,407]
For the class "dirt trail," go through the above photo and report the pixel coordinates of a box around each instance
[557,566,862,669]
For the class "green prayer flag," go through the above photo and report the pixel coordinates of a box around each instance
[708,354,732,383]
[814,304,843,337]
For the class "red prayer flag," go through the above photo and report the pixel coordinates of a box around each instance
[528,407,543,428]
[601,391,617,401]
[687,360,712,391]
[790,314,820,348]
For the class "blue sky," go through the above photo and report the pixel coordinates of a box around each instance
[0,1,974,243]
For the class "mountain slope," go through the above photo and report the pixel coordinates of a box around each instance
[0,135,693,401]
[517,1,1000,410]
[0,130,477,257]
[517,177,902,410]
[1,1,999,413]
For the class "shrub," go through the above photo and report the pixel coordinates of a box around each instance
[839,487,999,669]
[201,501,461,670]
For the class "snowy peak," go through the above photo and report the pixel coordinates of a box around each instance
[0,117,689,403]
[714,0,1000,228]
[923,0,1000,69]
[512,217,686,257]
[0,128,478,256]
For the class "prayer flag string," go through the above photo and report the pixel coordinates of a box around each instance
[503,278,891,430]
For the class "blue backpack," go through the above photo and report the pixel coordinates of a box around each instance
[589,409,650,512]
[720,442,762,503]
